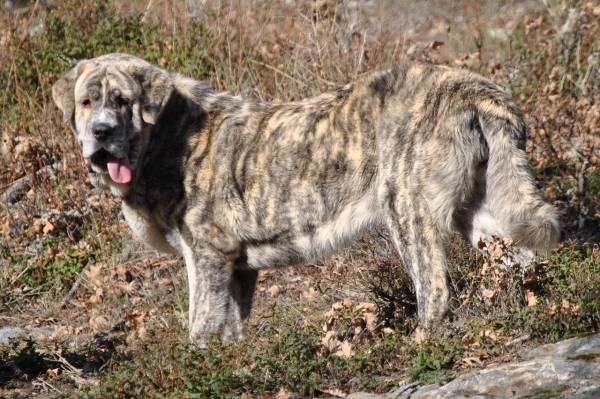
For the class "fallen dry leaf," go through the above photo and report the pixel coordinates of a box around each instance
[115,265,128,279]
[480,330,498,341]
[321,330,339,351]
[302,286,318,300]
[47,247,58,259]
[321,388,347,397]
[477,237,486,250]
[525,289,538,307]
[49,325,71,340]
[89,315,108,332]
[274,387,294,399]
[86,264,103,287]
[117,282,134,293]
[480,262,490,276]
[481,287,497,300]
[147,259,179,268]
[487,241,507,263]
[331,299,353,311]
[363,312,378,330]
[412,327,426,343]
[562,299,579,312]
[323,317,334,332]
[472,349,490,359]
[267,285,281,297]
[335,341,355,359]
[426,40,444,50]
[354,302,377,312]
[43,222,55,235]
[127,312,147,333]
[2,219,10,237]
[456,356,484,368]
[45,368,60,379]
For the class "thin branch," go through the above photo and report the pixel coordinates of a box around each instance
[59,261,92,309]
[0,162,61,205]
[251,60,306,87]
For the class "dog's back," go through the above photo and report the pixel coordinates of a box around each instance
[197,62,559,264]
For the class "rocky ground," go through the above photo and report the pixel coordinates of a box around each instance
[348,333,600,398]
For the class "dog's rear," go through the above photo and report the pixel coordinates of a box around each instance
[376,64,559,255]
[465,80,560,251]
[376,64,559,325]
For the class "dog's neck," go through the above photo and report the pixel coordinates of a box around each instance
[141,120,162,171]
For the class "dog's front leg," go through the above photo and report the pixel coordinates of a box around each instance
[182,242,234,344]
[222,267,258,341]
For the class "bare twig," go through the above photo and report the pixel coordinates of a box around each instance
[9,264,30,286]
[279,297,319,329]
[251,60,306,87]
[59,261,92,309]
[1,174,34,205]
[505,333,531,348]
[0,162,61,205]
[54,353,83,375]
[33,377,63,394]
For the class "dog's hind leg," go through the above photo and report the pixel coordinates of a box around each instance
[381,187,451,326]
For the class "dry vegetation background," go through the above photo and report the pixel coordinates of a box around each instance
[0,0,600,397]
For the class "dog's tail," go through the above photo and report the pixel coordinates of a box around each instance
[476,92,560,250]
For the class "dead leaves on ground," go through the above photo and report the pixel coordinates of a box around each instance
[319,299,393,359]
[467,236,547,309]
[454,330,518,370]
[455,349,488,368]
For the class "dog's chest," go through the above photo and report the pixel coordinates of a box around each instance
[121,202,182,255]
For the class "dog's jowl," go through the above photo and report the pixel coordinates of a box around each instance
[53,53,560,343]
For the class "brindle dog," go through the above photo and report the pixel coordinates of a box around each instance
[53,54,559,342]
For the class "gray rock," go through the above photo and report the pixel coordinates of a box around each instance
[345,333,600,399]
[387,382,421,399]
[0,327,27,344]
[522,333,600,360]
[410,359,598,398]
[0,326,56,344]
[346,393,384,399]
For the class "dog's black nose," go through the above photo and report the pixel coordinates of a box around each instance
[91,123,115,141]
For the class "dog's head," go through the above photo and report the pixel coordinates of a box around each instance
[53,53,172,192]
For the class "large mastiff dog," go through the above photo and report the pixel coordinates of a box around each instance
[53,53,559,342]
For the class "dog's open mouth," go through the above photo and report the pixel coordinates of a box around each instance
[87,149,132,184]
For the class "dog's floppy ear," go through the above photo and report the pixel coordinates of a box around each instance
[127,64,173,125]
[52,62,86,122]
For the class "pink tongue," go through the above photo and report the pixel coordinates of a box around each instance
[106,154,132,184]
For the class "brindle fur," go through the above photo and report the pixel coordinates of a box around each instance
[53,53,560,342]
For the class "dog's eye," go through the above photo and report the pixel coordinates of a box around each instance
[116,97,130,108]
[81,99,91,108]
